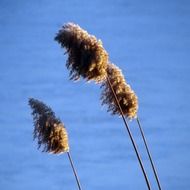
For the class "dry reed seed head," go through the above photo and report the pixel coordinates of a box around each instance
[55,22,108,83]
[100,63,138,119]
[28,98,69,154]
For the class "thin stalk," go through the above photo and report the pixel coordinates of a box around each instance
[106,77,152,190]
[67,152,83,190]
[136,117,162,190]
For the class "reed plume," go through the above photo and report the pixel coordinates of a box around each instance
[103,67,152,190]
[29,98,82,190]
[54,23,161,190]
[29,98,69,154]
[101,63,138,119]
[55,22,108,83]
[102,64,161,190]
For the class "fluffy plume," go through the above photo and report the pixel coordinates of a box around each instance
[28,98,69,154]
[55,22,108,83]
[101,63,138,119]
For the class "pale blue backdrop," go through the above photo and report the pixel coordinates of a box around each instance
[0,0,190,190]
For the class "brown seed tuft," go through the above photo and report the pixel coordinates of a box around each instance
[100,63,138,119]
[55,23,108,83]
[28,98,69,154]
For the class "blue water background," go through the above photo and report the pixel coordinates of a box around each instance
[0,0,190,189]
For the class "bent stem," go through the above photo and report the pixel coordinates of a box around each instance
[136,117,162,190]
[106,77,152,190]
[67,152,83,190]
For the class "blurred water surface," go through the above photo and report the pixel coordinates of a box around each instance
[0,0,190,190]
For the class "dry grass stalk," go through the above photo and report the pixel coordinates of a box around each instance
[29,98,83,190]
[55,22,108,83]
[28,98,69,154]
[137,117,162,190]
[101,63,138,119]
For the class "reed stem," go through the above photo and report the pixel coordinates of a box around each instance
[106,77,152,190]
[136,117,162,190]
[67,152,83,190]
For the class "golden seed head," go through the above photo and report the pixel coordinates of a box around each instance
[28,98,69,154]
[55,22,108,83]
[100,63,138,119]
